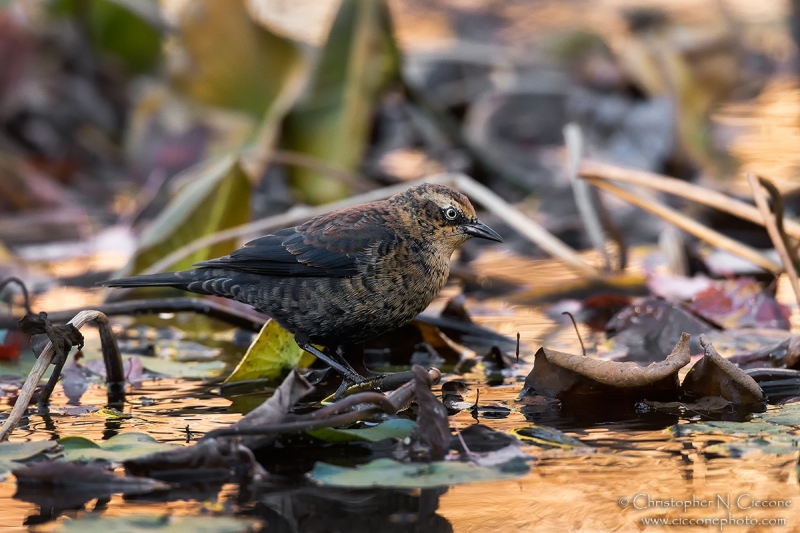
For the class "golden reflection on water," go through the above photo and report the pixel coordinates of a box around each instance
[715,80,800,196]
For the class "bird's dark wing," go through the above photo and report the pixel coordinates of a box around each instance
[194,202,396,277]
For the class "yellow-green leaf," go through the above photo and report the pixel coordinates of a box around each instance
[167,0,305,117]
[224,320,316,384]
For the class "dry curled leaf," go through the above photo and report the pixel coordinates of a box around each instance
[395,365,450,462]
[522,333,692,405]
[682,334,765,406]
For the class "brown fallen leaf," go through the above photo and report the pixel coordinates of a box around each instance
[681,334,765,406]
[522,332,691,404]
[13,461,168,493]
[395,366,450,462]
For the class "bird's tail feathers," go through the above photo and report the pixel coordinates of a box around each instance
[102,270,200,289]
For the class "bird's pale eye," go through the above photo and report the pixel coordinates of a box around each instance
[444,207,458,220]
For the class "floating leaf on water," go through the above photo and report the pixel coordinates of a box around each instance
[681,334,765,406]
[224,320,315,385]
[513,425,588,449]
[139,357,227,379]
[0,440,60,478]
[688,278,790,331]
[671,420,785,438]
[311,457,529,489]
[522,332,691,403]
[308,418,415,443]
[704,437,799,457]
[59,433,177,463]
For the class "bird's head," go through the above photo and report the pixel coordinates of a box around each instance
[395,183,503,250]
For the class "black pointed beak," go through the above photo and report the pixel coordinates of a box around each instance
[463,220,503,242]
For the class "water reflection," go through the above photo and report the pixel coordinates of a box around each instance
[245,485,452,533]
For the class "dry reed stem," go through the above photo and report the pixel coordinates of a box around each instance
[586,178,781,273]
[747,172,800,310]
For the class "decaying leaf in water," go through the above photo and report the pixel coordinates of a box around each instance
[395,366,450,461]
[726,335,800,370]
[606,299,709,362]
[311,457,528,489]
[681,335,765,406]
[13,461,168,493]
[688,278,790,331]
[522,332,692,405]
[308,418,415,443]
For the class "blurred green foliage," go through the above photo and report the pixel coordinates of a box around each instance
[51,0,163,72]
[129,154,251,275]
[168,0,304,117]
[282,0,402,204]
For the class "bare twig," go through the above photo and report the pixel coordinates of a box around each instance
[0,277,32,315]
[564,124,611,271]
[0,310,124,441]
[201,367,438,441]
[586,178,782,273]
[0,297,267,332]
[747,173,800,309]
[270,150,366,189]
[579,160,800,240]
[561,311,586,356]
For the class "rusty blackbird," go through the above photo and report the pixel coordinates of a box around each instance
[105,183,502,380]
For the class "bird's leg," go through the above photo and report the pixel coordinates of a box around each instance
[333,345,366,379]
[295,335,365,383]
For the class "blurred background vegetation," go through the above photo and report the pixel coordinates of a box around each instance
[0,0,799,291]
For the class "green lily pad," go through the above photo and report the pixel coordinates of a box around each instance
[225,320,315,384]
[59,433,177,463]
[139,357,227,379]
[512,425,588,449]
[308,419,415,443]
[0,440,60,478]
[671,420,786,438]
[311,457,529,489]
[757,402,800,427]
[56,514,257,533]
[705,437,799,457]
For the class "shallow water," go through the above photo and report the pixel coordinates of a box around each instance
[5,3,800,530]
[1,243,799,532]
